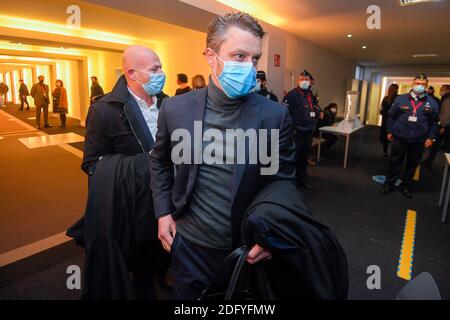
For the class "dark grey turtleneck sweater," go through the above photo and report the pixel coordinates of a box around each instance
[176,79,242,249]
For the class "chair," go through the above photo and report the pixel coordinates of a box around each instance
[396,272,442,300]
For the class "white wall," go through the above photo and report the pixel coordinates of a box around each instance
[258,22,356,111]
[285,35,356,109]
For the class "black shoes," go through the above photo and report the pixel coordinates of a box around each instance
[380,183,412,198]
[380,183,394,195]
[402,185,412,198]
[44,123,53,128]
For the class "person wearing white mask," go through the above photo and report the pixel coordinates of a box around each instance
[283,70,322,189]
[380,73,439,198]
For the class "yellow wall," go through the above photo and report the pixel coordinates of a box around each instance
[0,43,124,120]
[0,0,212,122]
[157,36,211,96]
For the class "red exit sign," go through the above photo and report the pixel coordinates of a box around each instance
[274,54,281,67]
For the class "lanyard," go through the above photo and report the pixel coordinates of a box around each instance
[410,98,423,116]
[297,88,314,110]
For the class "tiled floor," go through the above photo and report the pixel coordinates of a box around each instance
[18,133,85,149]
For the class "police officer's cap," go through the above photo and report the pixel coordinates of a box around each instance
[300,69,314,80]
[256,71,266,81]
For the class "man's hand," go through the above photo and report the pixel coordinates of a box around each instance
[425,139,433,149]
[387,133,394,142]
[158,214,176,252]
[246,244,272,264]
[439,128,446,136]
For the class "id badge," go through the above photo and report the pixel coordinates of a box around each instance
[408,116,418,123]
[310,112,316,118]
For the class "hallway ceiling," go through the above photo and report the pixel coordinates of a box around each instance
[84,0,450,67]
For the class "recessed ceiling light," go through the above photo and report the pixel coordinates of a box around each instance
[412,53,439,58]
[347,34,352,38]
[362,46,367,49]
[400,0,436,6]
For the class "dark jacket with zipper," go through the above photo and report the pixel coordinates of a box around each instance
[387,92,439,143]
[82,75,167,175]
[283,87,321,132]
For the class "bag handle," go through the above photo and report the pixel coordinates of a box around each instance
[224,246,251,300]
[199,245,250,300]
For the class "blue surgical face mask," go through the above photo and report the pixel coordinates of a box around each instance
[136,70,166,96]
[413,85,426,95]
[299,80,311,90]
[214,55,256,99]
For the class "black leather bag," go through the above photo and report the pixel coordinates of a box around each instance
[199,246,258,300]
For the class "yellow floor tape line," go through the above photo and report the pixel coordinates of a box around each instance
[397,210,417,281]
[413,165,420,181]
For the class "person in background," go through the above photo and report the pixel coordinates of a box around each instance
[0,82,9,107]
[90,76,104,104]
[379,83,399,159]
[191,74,207,90]
[175,73,191,95]
[52,80,68,128]
[283,70,322,189]
[436,84,450,154]
[380,73,439,198]
[30,75,52,129]
[255,70,278,102]
[156,90,170,107]
[318,102,339,156]
[424,84,450,168]
[427,86,441,105]
[18,80,30,111]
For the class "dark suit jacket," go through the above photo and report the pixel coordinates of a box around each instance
[150,87,297,248]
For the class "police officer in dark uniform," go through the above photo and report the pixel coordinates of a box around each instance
[380,73,439,198]
[283,70,322,189]
[256,71,278,102]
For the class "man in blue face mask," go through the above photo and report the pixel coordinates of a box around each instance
[283,70,322,189]
[380,73,439,198]
[73,45,171,299]
[150,13,297,300]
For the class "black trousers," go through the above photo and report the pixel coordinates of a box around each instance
[386,137,425,186]
[132,241,170,300]
[171,234,231,300]
[294,130,314,183]
[60,113,67,127]
[19,96,30,110]
[35,104,49,127]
